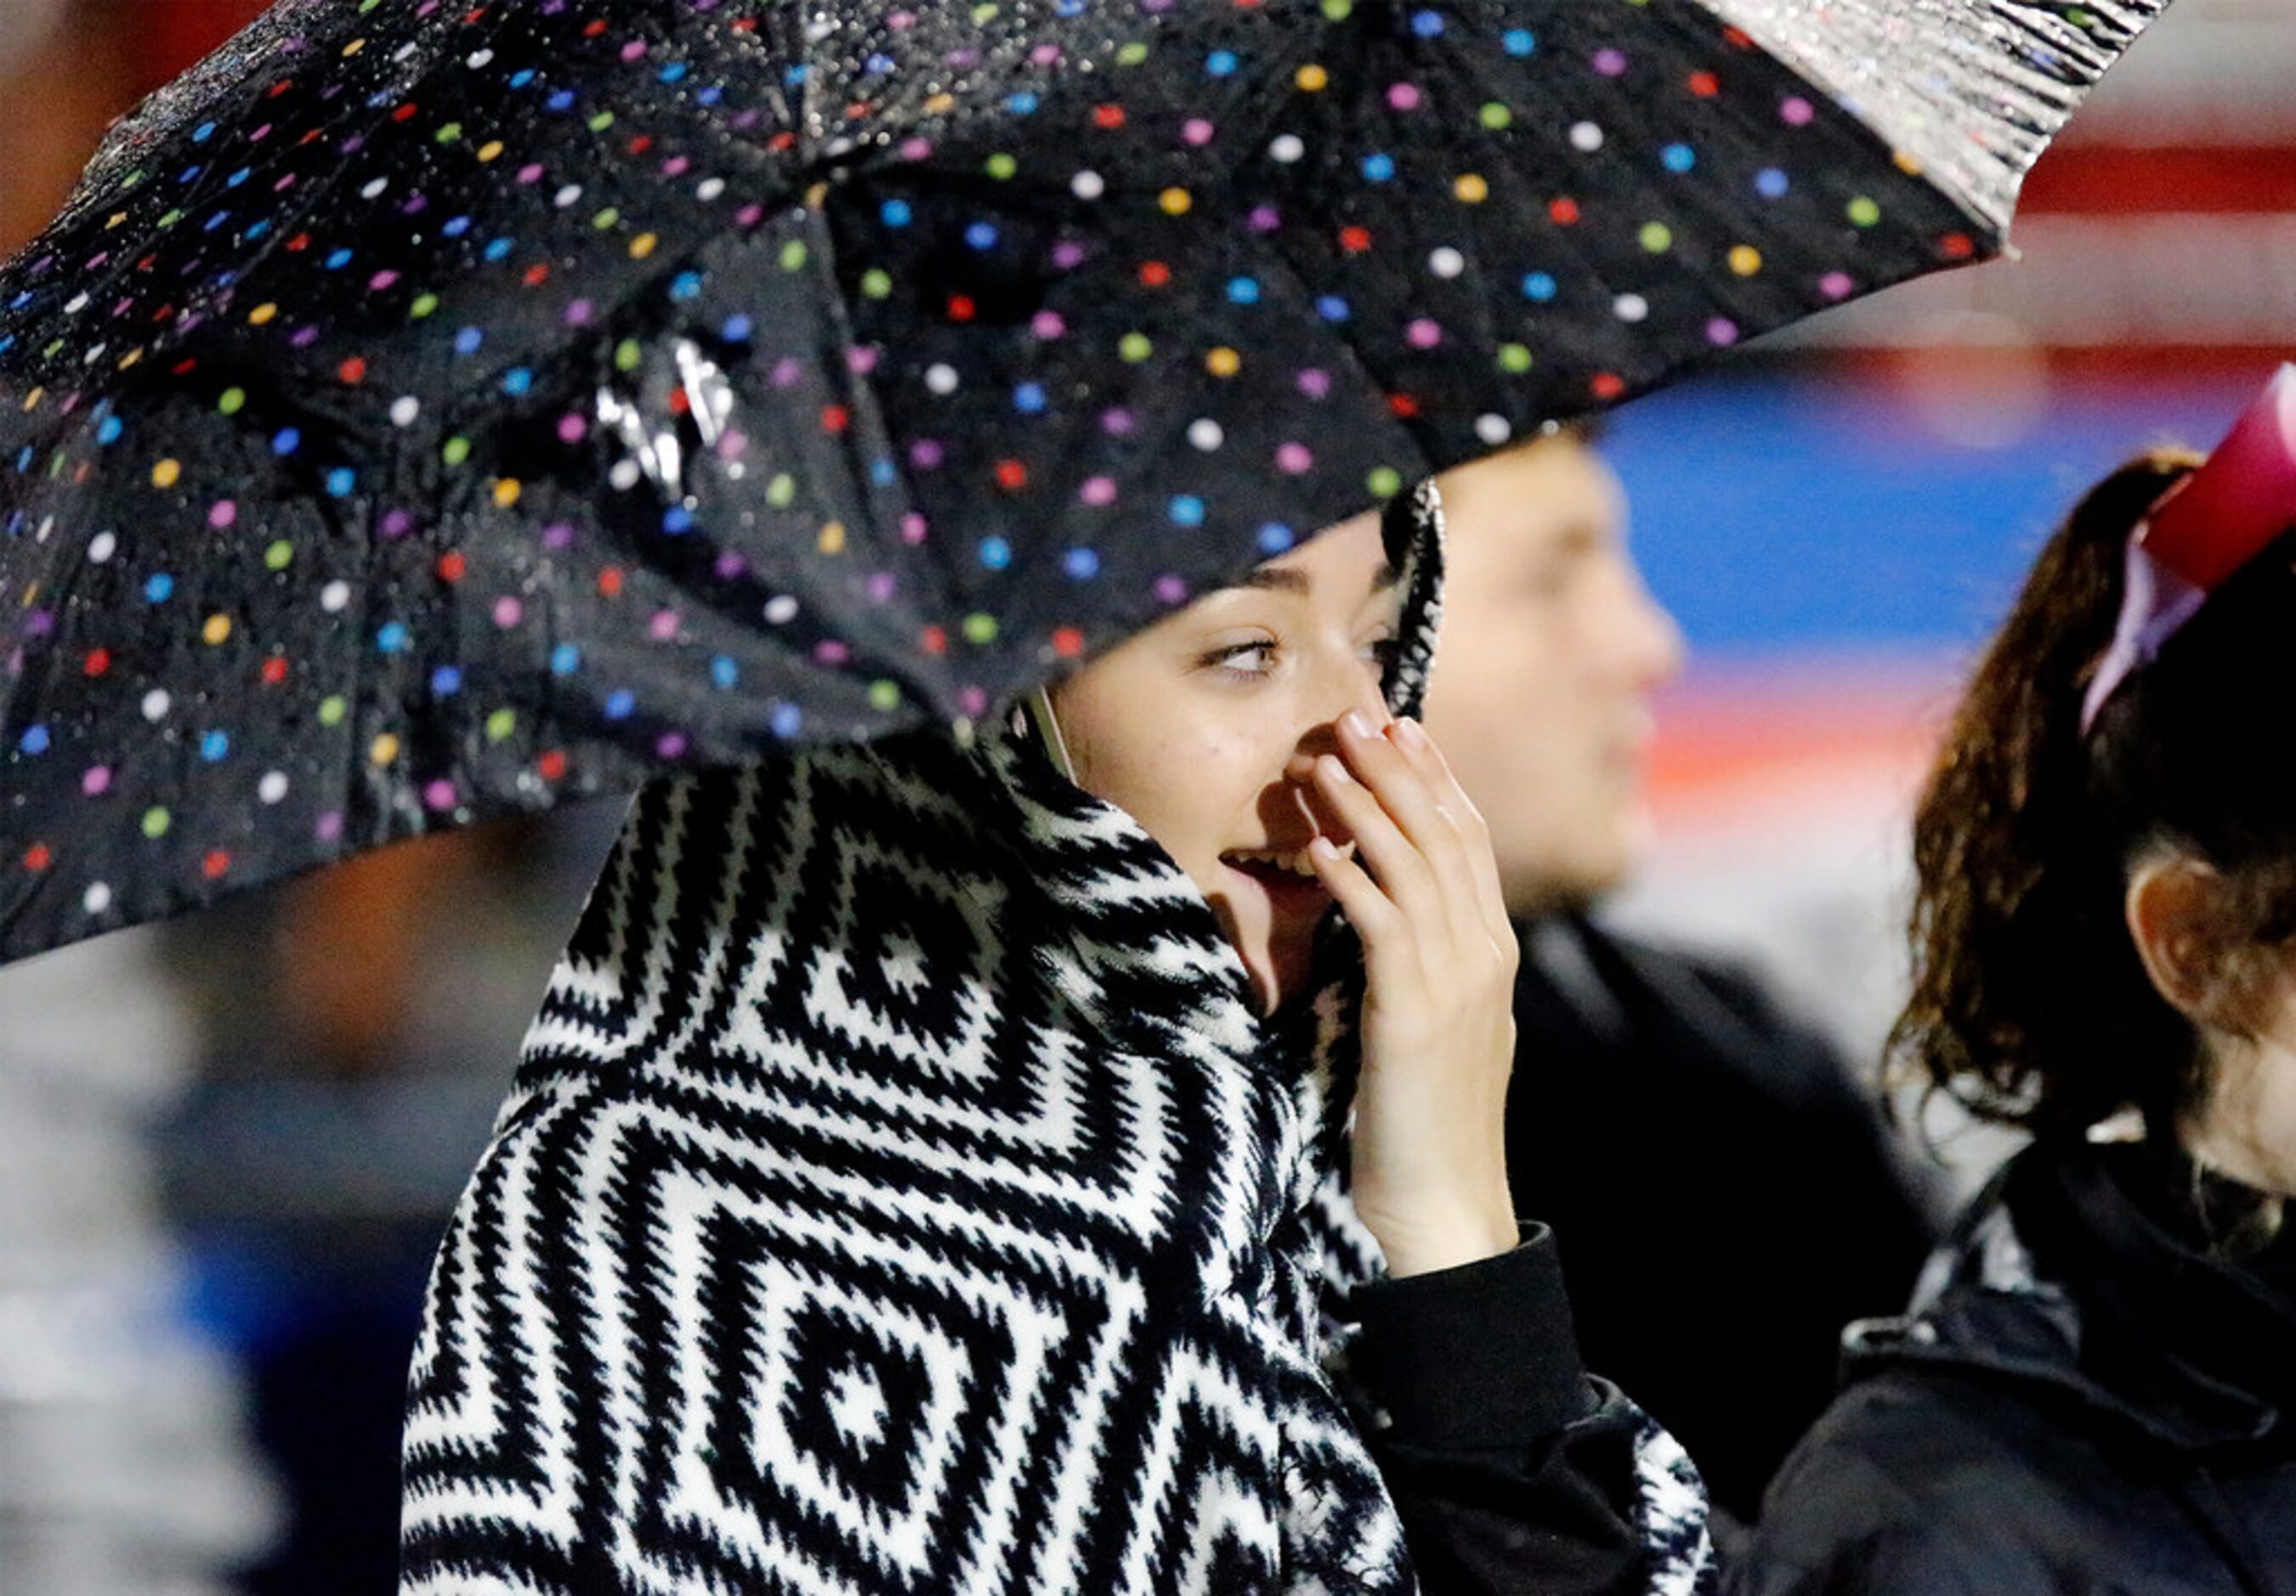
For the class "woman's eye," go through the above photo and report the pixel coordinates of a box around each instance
[1207,641,1278,676]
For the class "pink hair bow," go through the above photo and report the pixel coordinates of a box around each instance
[2080,364,2296,734]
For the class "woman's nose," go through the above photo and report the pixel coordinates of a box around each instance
[1294,659,1392,765]
[1346,665,1395,727]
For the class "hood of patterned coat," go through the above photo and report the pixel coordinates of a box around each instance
[400,483,1454,1594]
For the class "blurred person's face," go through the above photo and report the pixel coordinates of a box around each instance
[1051,512,1400,1014]
[1422,433,1682,916]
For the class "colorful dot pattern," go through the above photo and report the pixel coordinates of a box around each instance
[0,0,2133,959]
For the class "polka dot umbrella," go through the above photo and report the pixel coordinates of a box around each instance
[0,0,2163,960]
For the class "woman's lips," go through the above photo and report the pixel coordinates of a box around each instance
[1219,840,1354,914]
[1220,840,1352,879]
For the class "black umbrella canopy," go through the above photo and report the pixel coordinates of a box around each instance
[0,0,2162,961]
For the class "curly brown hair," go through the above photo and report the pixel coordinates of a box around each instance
[1896,449,2296,1139]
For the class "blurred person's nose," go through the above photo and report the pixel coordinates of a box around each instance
[1607,559,1686,693]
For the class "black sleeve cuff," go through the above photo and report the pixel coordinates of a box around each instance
[1349,1221,1596,1452]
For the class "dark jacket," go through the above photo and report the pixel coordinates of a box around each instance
[1743,1137,2296,1596]
[1503,918,1942,1525]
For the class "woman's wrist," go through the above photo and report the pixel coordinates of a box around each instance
[1360,1187,1520,1278]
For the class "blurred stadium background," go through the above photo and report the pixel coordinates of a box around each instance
[1,1,2289,1589]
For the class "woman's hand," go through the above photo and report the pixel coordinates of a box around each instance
[1298,710,1520,1278]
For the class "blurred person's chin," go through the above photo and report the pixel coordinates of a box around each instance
[1500,802,1654,919]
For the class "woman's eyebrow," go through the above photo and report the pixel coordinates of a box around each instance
[1227,567,1311,596]
[1218,560,1400,598]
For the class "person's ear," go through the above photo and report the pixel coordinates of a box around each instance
[2126,854,2232,1023]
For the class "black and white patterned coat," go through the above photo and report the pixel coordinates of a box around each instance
[400,486,1713,1593]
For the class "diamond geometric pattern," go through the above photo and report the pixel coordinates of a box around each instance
[400,539,1448,1596]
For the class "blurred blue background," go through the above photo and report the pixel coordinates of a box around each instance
[1611,371,2265,659]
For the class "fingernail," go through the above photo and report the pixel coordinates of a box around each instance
[1319,754,1356,784]
[1342,710,1374,739]
[1394,717,1429,750]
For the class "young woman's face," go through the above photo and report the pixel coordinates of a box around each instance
[1051,512,1402,1013]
